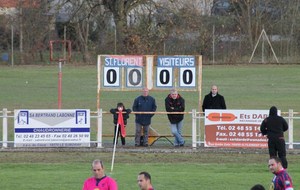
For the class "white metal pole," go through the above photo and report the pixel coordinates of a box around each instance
[198,112,202,146]
[2,108,8,148]
[288,109,293,149]
[97,109,103,148]
[192,109,197,148]
[111,124,119,172]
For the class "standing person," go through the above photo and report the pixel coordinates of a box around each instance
[110,102,131,146]
[202,85,226,112]
[82,159,118,190]
[165,89,185,147]
[132,87,157,147]
[268,156,293,190]
[137,171,154,190]
[260,106,289,169]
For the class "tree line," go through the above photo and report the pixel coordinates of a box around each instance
[0,0,300,65]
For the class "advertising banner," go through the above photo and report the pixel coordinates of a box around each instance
[205,109,270,148]
[14,109,90,147]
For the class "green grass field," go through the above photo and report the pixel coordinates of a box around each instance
[0,64,300,189]
[0,151,299,190]
[1,64,300,111]
[1,64,299,141]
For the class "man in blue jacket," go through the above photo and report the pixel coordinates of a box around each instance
[132,87,157,147]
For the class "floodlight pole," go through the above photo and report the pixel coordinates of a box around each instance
[58,61,62,109]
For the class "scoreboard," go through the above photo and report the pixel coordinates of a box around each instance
[98,55,201,90]
[97,55,202,110]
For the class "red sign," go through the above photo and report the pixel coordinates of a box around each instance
[205,110,269,148]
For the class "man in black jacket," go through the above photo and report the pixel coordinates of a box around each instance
[260,106,289,168]
[202,85,226,112]
[165,89,185,147]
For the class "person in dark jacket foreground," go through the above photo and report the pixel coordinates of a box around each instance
[260,106,289,168]
[165,89,185,147]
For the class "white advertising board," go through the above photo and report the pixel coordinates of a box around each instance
[14,109,90,147]
[204,109,280,148]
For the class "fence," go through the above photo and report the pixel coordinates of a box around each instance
[1,108,299,149]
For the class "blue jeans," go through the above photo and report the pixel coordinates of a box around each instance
[170,120,184,146]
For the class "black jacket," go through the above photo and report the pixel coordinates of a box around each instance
[110,108,131,125]
[165,94,185,124]
[202,92,226,112]
[260,106,288,139]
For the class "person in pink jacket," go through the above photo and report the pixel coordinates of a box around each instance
[82,159,118,190]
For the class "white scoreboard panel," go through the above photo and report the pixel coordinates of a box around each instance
[179,67,196,87]
[126,67,143,87]
[103,67,120,87]
[101,55,144,88]
[156,56,196,88]
[156,67,173,87]
[98,55,200,90]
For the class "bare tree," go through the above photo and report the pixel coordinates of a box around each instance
[3,0,300,64]
[17,0,51,64]
[283,0,300,59]
[102,0,150,54]
[66,0,93,62]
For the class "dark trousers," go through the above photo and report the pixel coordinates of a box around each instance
[268,137,288,168]
[113,125,125,145]
[135,123,150,146]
